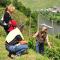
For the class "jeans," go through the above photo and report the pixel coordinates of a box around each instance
[6,44,28,55]
[36,40,44,54]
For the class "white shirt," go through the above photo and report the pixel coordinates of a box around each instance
[6,27,24,43]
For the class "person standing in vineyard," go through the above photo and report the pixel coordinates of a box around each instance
[33,26,51,54]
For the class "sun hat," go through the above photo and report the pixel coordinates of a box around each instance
[41,23,53,29]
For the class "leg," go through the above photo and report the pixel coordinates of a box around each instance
[8,52,14,59]
[6,44,28,56]
[15,44,28,55]
[5,45,16,58]
[36,41,40,53]
[39,43,44,54]
[16,48,28,56]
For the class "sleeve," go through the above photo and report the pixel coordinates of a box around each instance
[4,12,12,23]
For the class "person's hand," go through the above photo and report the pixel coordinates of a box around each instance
[32,31,39,38]
[20,40,28,45]
[48,45,51,48]
[16,43,20,46]
[32,35,35,38]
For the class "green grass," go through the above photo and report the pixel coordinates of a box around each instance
[19,0,60,11]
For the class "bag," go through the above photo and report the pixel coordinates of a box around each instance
[9,20,17,27]
[7,20,17,32]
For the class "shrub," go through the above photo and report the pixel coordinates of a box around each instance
[0,27,6,37]
[0,0,11,7]
[13,0,31,17]
[31,11,38,22]
[45,47,60,60]
[30,11,38,28]
[28,37,36,50]
[13,0,38,27]
[55,34,60,39]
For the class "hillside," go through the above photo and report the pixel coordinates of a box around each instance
[0,7,49,60]
[0,0,60,60]
[19,0,60,11]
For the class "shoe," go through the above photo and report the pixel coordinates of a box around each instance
[8,53,14,59]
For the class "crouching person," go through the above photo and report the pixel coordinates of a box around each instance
[5,28,28,58]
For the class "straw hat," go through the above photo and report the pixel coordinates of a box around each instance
[41,23,53,29]
[40,23,53,31]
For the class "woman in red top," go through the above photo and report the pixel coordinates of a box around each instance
[0,4,15,34]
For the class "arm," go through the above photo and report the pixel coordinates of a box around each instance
[46,35,51,48]
[4,12,12,23]
[16,40,28,46]
[33,31,39,37]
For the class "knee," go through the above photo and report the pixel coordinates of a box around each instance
[24,44,28,49]
[22,44,28,49]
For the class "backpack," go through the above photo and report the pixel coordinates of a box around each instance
[8,20,17,32]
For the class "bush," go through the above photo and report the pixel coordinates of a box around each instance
[25,19,30,26]
[55,34,60,39]
[0,27,6,37]
[45,46,60,60]
[13,0,31,17]
[31,11,38,22]
[28,37,36,50]
[24,8,31,17]
[13,0,38,27]
[0,0,11,7]
[13,0,22,10]
[30,11,38,28]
